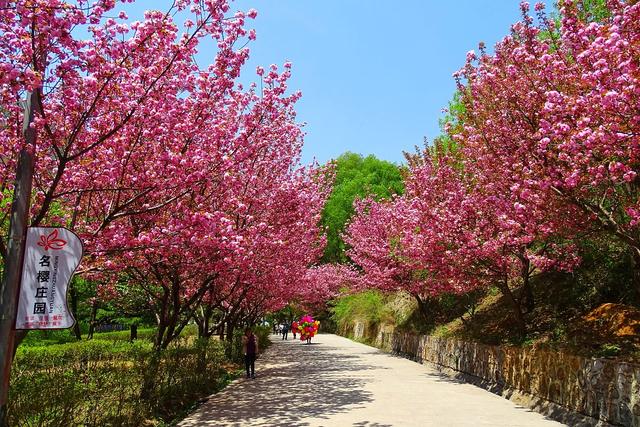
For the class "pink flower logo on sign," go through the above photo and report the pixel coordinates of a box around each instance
[37,229,67,251]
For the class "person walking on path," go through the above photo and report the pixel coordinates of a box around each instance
[281,322,289,340]
[291,322,297,339]
[242,327,259,379]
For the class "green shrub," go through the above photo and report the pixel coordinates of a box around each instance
[91,327,157,342]
[9,336,230,426]
[597,343,622,358]
[18,326,162,347]
[254,325,272,351]
[18,329,79,347]
[331,290,388,333]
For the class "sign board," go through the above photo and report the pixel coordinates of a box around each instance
[15,227,83,329]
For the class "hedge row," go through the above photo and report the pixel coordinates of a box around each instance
[9,337,231,426]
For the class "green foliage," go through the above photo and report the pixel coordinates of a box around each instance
[89,327,160,342]
[330,290,389,331]
[321,152,404,263]
[597,343,622,358]
[539,0,610,45]
[9,333,231,426]
[19,327,161,347]
[18,329,80,347]
[253,325,272,358]
[571,0,611,23]
[571,233,635,304]
[269,304,304,324]
[488,286,501,297]
[432,91,464,159]
[433,324,453,338]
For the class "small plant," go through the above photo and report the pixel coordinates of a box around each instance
[488,286,500,297]
[551,324,566,342]
[433,325,451,338]
[597,343,621,358]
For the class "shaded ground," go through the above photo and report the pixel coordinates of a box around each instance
[179,334,565,426]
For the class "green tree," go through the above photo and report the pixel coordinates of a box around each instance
[321,153,404,263]
[434,91,464,154]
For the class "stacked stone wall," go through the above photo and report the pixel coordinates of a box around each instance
[347,322,639,426]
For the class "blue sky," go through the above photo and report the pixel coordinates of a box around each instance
[121,1,552,165]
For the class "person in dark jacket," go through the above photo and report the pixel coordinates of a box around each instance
[281,322,290,340]
[242,327,259,379]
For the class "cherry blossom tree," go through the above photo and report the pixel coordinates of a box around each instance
[202,163,332,342]
[296,263,359,311]
[1,0,333,352]
[453,0,640,295]
[346,143,583,331]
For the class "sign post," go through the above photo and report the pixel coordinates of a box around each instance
[0,90,38,426]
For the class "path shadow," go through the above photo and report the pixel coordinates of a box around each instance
[352,422,393,427]
[179,336,377,426]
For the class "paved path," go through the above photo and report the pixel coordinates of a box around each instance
[179,334,565,427]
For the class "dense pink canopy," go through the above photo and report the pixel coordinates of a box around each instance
[0,0,332,340]
[343,1,639,310]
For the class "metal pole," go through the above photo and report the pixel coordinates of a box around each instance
[0,90,39,426]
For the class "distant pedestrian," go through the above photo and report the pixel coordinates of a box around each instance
[292,322,297,339]
[242,327,259,379]
[281,322,289,340]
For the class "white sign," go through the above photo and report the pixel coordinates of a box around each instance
[15,227,83,329]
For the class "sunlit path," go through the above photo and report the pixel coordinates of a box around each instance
[179,334,565,427]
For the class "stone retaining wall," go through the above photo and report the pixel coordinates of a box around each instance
[347,321,640,427]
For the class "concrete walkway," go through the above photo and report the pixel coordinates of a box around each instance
[179,334,565,427]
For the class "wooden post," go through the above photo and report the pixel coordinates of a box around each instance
[0,91,39,426]
[69,193,82,340]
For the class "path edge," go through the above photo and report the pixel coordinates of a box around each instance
[343,335,615,427]
[407,354,613,427]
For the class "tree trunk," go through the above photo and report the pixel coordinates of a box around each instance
[519,256,535,314]
[497,277,527,337]
[225,321,235,344]
[224,320,235,359]
[218,321,225,340]
[414,294,432,323]
[70,281,82,339]
[154,289,169,350]
[130,324,138,342]
[87,301,98,339]
[195,305,213,339]
[196,319,205,339]
[630,247,640,301]
[11,331,27,356]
